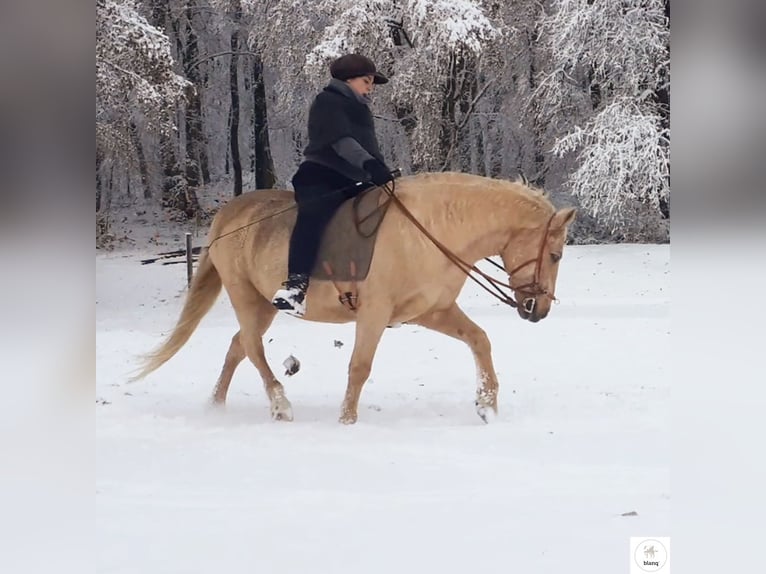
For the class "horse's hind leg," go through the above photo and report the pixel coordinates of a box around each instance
[412,303,499,423]
[225,284,293,421]
[211,331,245,404]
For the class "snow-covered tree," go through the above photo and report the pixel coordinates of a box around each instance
[551,99,670,225]
[96,0,190,217]
[95,0,671,243]
[96,0,188,163]
[538,0,670,230]
[243,0,502,171]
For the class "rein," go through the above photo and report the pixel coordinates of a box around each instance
[379,178,557,310]
[205,180,367,248]
[203,172,557,311]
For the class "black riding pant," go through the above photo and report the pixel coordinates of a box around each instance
[288,162,370,277]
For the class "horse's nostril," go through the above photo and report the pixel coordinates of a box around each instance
[523,298,536,314]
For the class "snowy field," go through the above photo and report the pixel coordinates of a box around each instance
[96,244,669,573]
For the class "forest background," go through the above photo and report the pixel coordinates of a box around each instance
[96,0,670,247]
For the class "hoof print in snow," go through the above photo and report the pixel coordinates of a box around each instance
[333,339,344,348]
[620,511,639,517]
[368,405,382,412]
[283,354,300,376]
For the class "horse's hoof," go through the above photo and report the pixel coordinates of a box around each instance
[338,412,358,425]
[475,401,497,424]
[210,395,226,407]
[271,398,294,422]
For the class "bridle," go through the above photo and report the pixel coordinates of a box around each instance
[381,179,558,313]
[493,212,557,314]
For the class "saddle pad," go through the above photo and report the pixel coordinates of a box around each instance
[311,186,389,282]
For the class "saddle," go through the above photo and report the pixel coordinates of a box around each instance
[310,185,392,311]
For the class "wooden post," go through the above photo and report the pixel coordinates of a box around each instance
[185,232,193,287]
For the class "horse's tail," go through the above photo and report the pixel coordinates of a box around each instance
[131,248,222,381]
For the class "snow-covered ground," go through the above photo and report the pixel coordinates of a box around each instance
[96,243,669,573]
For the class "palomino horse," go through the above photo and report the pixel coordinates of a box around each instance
[134,172,576,424]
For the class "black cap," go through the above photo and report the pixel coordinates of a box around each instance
[329,54,389,84]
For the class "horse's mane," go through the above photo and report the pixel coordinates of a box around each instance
[401,172,555,217]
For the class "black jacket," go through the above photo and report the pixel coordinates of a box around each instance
[303,79,386,183]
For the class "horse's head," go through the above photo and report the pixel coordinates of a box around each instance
[501,207,577,322]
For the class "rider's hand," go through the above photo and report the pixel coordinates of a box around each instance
[363,159,394,187]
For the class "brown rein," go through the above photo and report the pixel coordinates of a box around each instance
[204,174,556,310]
[380,179,556,310]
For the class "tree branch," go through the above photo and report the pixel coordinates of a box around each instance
[457,78,495,132]
[439,78,496,171]
[187,50,259,70]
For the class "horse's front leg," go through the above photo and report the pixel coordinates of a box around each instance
[412,303,499,423]
[339,312,389,424]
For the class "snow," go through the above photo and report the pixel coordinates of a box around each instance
[96,243,669,573]
[408,0,499,53]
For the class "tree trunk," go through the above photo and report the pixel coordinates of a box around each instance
[439,51,458,171]
[130,120,151,199]
[229,0,243,196]
[96,147,103,212]
[149,0,169,31]
[456,57,477,173]
[225,104,231,175]
[150,0,190,214]
[527,26,546,186]
[182,0,210,189]
[252,53,276,189]
[105,161,114,211]
[657,0,670,219]
[439,51,476,172]
[394,103,418,171]
[100,160,114,213]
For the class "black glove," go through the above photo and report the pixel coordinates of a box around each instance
[363,159,394,187]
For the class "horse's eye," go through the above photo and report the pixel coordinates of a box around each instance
[551,253,562,263]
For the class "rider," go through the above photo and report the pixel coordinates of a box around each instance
[271,54,395,316]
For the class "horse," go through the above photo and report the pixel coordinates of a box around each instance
[133,172,576,424]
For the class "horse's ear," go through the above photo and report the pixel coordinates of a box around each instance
[551,207,577,230]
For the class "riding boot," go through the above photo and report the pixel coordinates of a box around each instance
[271,273,309,316]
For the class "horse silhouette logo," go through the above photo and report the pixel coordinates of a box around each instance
[632,538,669,572]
